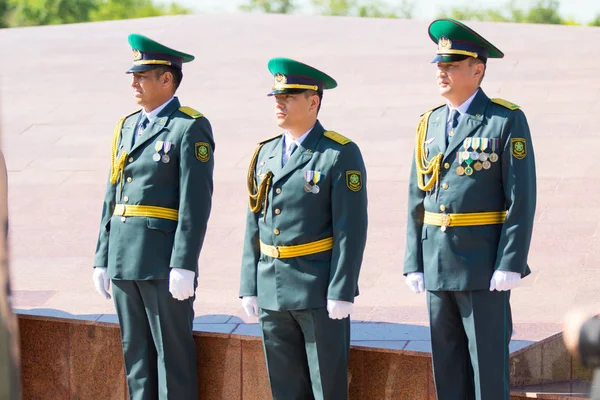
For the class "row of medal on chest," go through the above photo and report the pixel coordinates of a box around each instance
[152,141,172,163]
[455,138,500,176]
[257,168,322,194]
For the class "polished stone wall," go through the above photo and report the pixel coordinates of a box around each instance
[18,315,438,399]
[18,314,593,399]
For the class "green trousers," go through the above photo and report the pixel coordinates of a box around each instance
[112,280,198,400]
[428,290,512,400]
[259,307,350,400]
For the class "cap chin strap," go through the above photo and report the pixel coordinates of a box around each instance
[272,83,319,91]
[133,60,172,66]
[437,49,478,58]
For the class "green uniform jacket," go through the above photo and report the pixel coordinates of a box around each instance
[403,89,536,291]
[93,97,215,280]
[240,121,368,311]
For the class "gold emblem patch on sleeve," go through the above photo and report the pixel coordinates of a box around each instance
[511,138,527,160]
[346,170,363,192]
[195,142,211,162]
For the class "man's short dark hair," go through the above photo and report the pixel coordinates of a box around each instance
[303,89,323,115]
[153,66,183,92]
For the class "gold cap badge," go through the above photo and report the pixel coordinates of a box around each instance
[438,37,452,52]
[132,49,142,61]
[274,73,287,85]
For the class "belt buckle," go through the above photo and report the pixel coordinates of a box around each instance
[440,213,450,232]
[272,246,280,258]
[115,204,126,216]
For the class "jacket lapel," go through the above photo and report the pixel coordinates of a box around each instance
[272,120,323,185]
[265,136,284,181]
[130,97,181,154]
[119,114,139,155]
[427,107,448,155]
[445,89,489,161]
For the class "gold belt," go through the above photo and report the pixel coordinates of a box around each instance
[260,237,334,259]
[424,210,506,231]
[113,204,179,221]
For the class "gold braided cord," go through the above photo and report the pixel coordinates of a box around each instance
[259,237,334,259]
[424,211,507,227]
[113,204,179,221]
[247,143,273,214]
[415,111,443,192]
[110,117,127,185]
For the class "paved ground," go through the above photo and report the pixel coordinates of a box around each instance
[1,14,599,347]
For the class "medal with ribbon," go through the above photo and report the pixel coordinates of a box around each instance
[153,140,163,162]
[162,141,172,163]
[471,137,481,161]
[490,139,499,162]
[456,152,465,176]
[480,138,489,162]
[462,138,472,163]
[312,171,321,194]
[304,170,314,193]
[463,138,474,175]
[472,138,483,171]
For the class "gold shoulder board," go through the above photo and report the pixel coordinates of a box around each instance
[258,133,283,145]
[179,106,204,118]
[324,131,351,145]
[491,98,520,110]
[420,104,445,117]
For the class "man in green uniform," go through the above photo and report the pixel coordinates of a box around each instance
[403,19,536,400]
[92,34,214,400]
[239,58,368,399]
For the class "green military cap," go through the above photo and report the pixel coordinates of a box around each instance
[428,18,504,64]
[267,58,337,96]
[127,33,195,73]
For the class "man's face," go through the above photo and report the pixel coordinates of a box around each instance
[273,93,316,130]
[131,70,164,108]
[436,58,481,99]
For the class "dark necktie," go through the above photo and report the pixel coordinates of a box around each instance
[283,142,297,166]
[134,116,149,144]
[138,116,149,135]
[448,109,460,144]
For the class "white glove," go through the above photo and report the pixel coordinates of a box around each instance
[406,272,425,294]
[169,268,195,301]
[489,270,521,291]
[241,296,259,317]
[327,300,353,320]
[92,267,111,300]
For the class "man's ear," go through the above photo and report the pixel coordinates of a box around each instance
[162,71,173,87]
[473,62,485,80]
[310,94,320,112]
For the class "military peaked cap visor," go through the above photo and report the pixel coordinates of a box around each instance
[267,58,337,96]
[127,33,194,73]
[428,18,504,64]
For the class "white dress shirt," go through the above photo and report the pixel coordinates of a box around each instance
[446,89,479,134]
[282,126,313,166]
[143,96,175,124]
[134,97,175,143]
